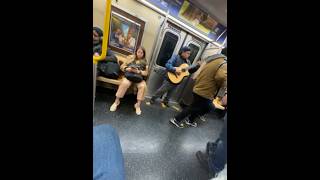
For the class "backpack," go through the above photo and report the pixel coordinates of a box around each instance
[97,60,120,79]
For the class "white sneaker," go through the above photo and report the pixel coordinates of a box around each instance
[134,103,141,115]
[109,102,119,112]
[170,118,184,128]
[185,120,197,127]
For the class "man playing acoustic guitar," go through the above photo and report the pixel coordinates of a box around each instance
[147,46,200,107]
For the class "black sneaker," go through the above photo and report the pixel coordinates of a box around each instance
[179,102,189,109]
[161,101,169,108]
[185,118,197,127]
[170,118,184,128]
[149,97,155,104]
[196,151,218,178]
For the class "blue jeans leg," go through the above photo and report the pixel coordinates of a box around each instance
[93,125,125,180]
[208,114,227,175]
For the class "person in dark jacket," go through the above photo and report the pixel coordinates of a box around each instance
[93,26,117,61]
[93,27,104,56]
[148,46,200,107]
[93,27,118,76]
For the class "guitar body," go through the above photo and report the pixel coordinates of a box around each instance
[167,63,190,84]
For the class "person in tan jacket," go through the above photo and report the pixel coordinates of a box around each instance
[110,46,148,115]
[170,48,227,128]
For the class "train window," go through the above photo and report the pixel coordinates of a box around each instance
[188,43,200,64]
[156,32,179,67]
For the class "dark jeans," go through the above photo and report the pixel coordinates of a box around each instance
[175,93,212,123]
[208,113,227,175]
[152,79,176,104]
[93,125,125,180]
[180,97,215,117]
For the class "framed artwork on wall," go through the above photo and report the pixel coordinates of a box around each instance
[109,6,145,55]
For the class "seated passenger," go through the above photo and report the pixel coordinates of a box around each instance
[93,26,119,78]
[93,27,103,56]
[93,26,116,59]
[109,46,148,115]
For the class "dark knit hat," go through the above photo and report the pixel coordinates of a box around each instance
[179,46,191,55]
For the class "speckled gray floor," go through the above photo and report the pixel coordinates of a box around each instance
[93,87,224,180]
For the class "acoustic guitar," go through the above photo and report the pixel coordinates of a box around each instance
[167,63,196,84]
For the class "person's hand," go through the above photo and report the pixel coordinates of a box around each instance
[94,52,100,57]
[221,94,227,106]
[175,67,182,74]
[197,59,205,66]
[131,68,140,74]
[126,67,134,72]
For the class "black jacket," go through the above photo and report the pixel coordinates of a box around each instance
[103,49,117,63]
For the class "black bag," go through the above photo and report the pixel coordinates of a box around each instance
[124,71,143,83]
[124,62,146,83]
[98,61,120,79]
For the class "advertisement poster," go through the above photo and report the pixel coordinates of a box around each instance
[145,0,227,44]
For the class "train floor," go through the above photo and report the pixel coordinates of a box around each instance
[93,87,226,180]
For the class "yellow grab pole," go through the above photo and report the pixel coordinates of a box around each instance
[93,0,112,64]
[93,0,112,111]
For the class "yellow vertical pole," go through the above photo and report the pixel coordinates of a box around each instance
[93,0,112,110]
[93,0,112,64]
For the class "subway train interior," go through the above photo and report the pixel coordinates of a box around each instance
[93,0,227,179]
